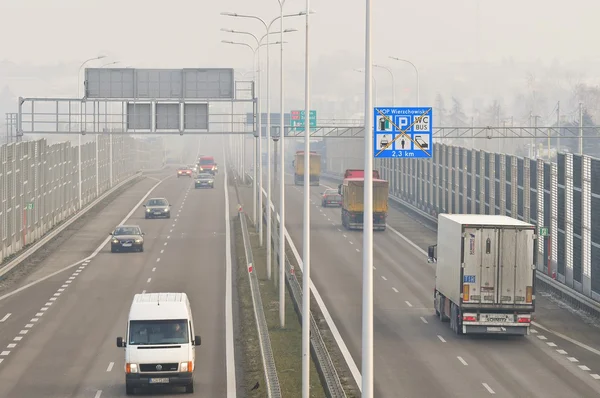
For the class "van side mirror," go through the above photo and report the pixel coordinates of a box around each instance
[338,184,342,195]
[194,335,201,346]
[427,245,437,263]
[109,232,113,236]
[116,337,125,347]
[143,204,146,207]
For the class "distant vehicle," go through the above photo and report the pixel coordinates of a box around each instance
[110,225,144,253]
[198,156,217,175]
[427,214,536,336]
[143,198,171,219]
[338,169,388,231]
[195,173,214,189]
[116,292,201,395]
[177,167,193,178]
[293,151,321,185]
[321,189,342,207]
[190,164,198,173]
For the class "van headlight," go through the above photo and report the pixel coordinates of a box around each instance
[146,208,151,212]
[209,180,214,184]
[126,363,138,373]
[112,239,119,244]
[135,239,142,243]
[180,361,193,372]
[164,208,170,212]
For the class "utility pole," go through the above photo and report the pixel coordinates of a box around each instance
[556,101,561,153]
[579,102,584,155]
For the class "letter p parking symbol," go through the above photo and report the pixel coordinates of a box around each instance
[395,116,410,131]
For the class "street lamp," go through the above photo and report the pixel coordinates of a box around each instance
[373,64,395,106]
[388,56,420,106]
[76,55,106,210]
[354,68,377,106]
[221,12,303,285]
[101,61,119,68]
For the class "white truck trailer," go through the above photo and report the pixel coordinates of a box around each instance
[427,214,537,335]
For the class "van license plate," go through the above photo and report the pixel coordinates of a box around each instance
[149,378,169,384]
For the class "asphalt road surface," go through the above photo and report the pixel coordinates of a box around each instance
[248,170,600,397]
[0,161,235,397]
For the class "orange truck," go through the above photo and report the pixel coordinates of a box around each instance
[338,169,389,231]
[292,151,321,185]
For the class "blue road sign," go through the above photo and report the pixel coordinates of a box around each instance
[373,107,433,158]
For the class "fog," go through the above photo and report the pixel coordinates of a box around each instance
[1,0,600,155]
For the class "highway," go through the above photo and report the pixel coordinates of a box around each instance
[248,169,600,397]
[0,140,236,397]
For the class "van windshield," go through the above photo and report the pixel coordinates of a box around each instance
[199,158,214,165]
[128,320,189,345]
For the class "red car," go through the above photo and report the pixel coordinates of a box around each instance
[321,189,342,207]
[198,156,217,175]
[177,167,192,178]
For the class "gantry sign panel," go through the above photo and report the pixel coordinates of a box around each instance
[125,102,209,131]
[85,68,235,99]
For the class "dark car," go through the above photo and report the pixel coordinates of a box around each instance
[195,173,215,189]
[110,225,144,253]
[322,189,342,207]
[177,167,193,178]
[144,198,171,219]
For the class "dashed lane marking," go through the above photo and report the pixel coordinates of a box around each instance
[405,301,413,307]
[567,357,579,362]
[437,335,446,343]
[482,383,495,394]
[107,362,114,372]
[579,365,591,371]
[392,287,399,293]
[152,267,156,272]
[147,278,152,283]
[557,349,568,355]
[156,258,161,262]
[0,313,11,322]
[420,317,428,324]
[457,356,468,366]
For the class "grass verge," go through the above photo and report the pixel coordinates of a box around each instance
[234,215,327,398]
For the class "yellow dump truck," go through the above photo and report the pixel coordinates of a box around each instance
[339,170,389,231]
[293,151,321,186]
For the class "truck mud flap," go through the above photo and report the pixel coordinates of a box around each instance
[463,325,528,336]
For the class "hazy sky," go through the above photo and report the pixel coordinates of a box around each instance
[1,0,598,68]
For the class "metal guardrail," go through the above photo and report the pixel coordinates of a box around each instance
[0,137,166,264]
[239,210,282,398]
[244,171,347,398]
[320,171,600,320]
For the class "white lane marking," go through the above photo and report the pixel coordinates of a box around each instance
[13,337,22,341]
[373,266,377,270]
[356,248,360,252]
[343,234,347,238]
[349,241,354,245]
[65,280,72,284]
[167,236,170,239]
[156,258,160,262]
[0,175,172,303]
[223,152,237,396]
[567,357,579,362]
[7,344,16,349]
[31,318,39,322]
[35,313,43,317]
[147,278,152,283]
[405,301,413,307]
[53,293,61,297]
[547,342,557,347]
[0,351,9,356]
[420,316,428,324]
[265,188,360,390]
[482,383,495,394]
[58,288,65,292]
[172,224,175,227]
[381,276,387,281]
[19,330,27,335]
[537,335,547,340]
[61,284,69,288]
[40,307,48,311]
[152,267,156,272]
[579,365,591,371]
[392,287,399,293]
[457,356,468,366]
[49,298,57,301]
[94,391,102,398]
[337,228,341,232]
[45,302,53,306]
[0,313,11,322]
[530,329,538,334]
[68,277,75,280]
[160,249,164,254]
[170,229,173,233]
[532,321,600,357]
[164,242,168,246]
[106,362,114,372]
[591,374,600,380]
[25,324,33,328]
[437,335,446,343]
[557,349,568,355]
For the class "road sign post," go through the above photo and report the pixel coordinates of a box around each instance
[539,226,551,276]
[373,107,433,158]
[291,110,317,132]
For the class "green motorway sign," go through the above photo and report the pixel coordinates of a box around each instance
[25,202,34,210]
[290,110,317,131]
[539,226,549,237]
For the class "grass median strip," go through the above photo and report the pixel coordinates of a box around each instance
[235,215,326,397]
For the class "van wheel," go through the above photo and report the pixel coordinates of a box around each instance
[126,384,135,395]
[185,383,194,393]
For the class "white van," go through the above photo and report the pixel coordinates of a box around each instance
[116,292,201,395]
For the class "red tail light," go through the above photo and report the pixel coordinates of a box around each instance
[463,315,477,322]
[517,317,531,323]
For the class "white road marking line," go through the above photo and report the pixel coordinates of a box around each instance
[13,337,22,341]
[61,284,68,288]
[106,362,114,372]
[437,335,446,343]
[25,324,33,328]
[532,321,600,357]
[0,351,9,356]
[567,357,579,362]
[579,365,591,371]
[40,307,48,311]
[530,329,538,334]
[327,218,331,221]
[392,287,399,293]
[0,313,11,322]
[482,383,495,394]
[381,276,387,281]
[167,236,170,239]
[175,218,178,222]
[356,248,360,252]
[31,318,39,322]
[45,302,53,306]
[405,301,413,307]
[79,265,86,269]
[172,224,175,227]
[49,298,57,301]
[373,266,377,270]
[156,258,160,262]
[591,374,600,380]
[58,288,65,292]
[35,313,43,317]
[337,228,341,232]
[152,267,156,272]
[223,150,237,396]
[19,330,27,335]
[537,335,547,340]
[94,390,102,398]
[65,280,72,284]
[557,349,568,355]
[164,242,168,246]
[170,229,173,233]
[53,293,61,297]
[420,316,428,324]
[343,234,347,238]
[547,342,557,347]
[147,278,152,283]
[457,356,468,366]
[349,241,354,245]
[160,249,164,254]
[7,344,16,349]
[69,277,75,280]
